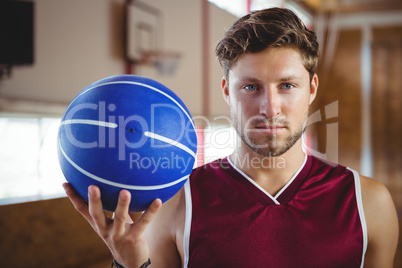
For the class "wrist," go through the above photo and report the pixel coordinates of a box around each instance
[111,258,151,268]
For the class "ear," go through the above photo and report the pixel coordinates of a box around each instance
[221,76,230,105]
[309,74,318,105]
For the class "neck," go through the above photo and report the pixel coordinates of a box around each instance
[229,139,306,196]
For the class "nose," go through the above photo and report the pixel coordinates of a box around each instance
[259,88,281,118]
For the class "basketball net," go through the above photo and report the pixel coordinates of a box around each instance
[140,50,181,76]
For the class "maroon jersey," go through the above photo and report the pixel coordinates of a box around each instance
[182,155,367,268]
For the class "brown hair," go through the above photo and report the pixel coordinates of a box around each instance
[215,8,319,81]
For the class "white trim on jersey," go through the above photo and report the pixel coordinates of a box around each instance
[183,180,192,268]
[227,154,308,205]
[348,168,368,268]
[274,154,308,199]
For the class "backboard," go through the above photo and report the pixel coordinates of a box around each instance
[126,1,160,63]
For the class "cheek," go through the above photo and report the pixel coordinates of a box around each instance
[237,99,259,118]
[230,94,251,112]
[283,95,310,120]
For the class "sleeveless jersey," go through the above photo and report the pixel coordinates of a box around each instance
[182,155,367,268]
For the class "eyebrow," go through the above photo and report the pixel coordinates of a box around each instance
[236,75,303,84]
[236,77,262,84]
[279,75,303,82]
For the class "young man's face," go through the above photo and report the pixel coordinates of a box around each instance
[222,47,318,157]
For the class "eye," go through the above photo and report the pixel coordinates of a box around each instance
[281,83,294,90]
[244,84,258,91]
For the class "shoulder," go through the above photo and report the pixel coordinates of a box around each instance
[359,175,397,227]
[360,175,394,207]
[188,158,231,188]
[359,175,399,267]
[190,158,231,176]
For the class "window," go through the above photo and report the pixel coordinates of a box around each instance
[0,114,65,205]
[202,124,236,164]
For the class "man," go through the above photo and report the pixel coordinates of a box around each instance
[63,7,398,268]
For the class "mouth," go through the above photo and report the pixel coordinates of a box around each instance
[253,125,286,134]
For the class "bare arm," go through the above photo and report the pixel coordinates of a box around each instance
[144,187,186,267]
[361,176,399,268]
[63,183,181,268]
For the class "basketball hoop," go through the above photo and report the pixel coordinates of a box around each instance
[125,2,181,76]
[139,50,181,76]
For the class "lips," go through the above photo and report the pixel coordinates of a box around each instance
[254,123,286,129]
[250,117,287,133]
[255,124,284,129]
[253,125,286,135]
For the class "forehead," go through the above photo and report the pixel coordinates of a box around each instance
[229,47,308,82]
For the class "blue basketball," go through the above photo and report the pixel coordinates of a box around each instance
[58,75,197,212]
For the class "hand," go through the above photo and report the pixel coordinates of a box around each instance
[63,183,162,267]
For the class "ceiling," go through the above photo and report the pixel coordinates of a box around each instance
[209,0,402,26]
[298,0,402,14]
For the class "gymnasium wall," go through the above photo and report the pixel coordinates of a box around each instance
[0,197,113,267]
[0,0,236,267]
[313,26,402,267]
[0,0,126,105]
[0,0,235,118]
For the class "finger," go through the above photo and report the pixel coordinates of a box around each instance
[112,190,131,236]
[88,185,108,233]
[132,198,162,235]
[63,183,92,223]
